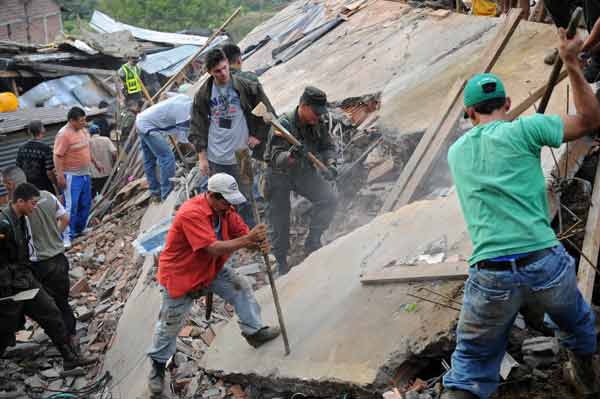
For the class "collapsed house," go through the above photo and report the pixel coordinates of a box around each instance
[2,1,600,399]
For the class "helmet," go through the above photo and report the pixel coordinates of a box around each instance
[0,92,18,113]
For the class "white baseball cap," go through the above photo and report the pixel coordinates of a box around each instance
[207,173,246,205]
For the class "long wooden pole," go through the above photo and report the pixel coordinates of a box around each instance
[151,7,241,102]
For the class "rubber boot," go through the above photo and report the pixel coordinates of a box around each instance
[243,326,281,348]
[564,351,600,397]
[304,230,323,256]
[440,389,478,399]
[57,342,97,370]
[148,360,166,395]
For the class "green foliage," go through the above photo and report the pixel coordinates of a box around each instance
[57,0,290,37]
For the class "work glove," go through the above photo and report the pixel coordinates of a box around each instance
[289,144,306,160]
[323,163,338,181]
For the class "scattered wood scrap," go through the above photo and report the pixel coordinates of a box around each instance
[577,163,600,301]
[360,262,469,285]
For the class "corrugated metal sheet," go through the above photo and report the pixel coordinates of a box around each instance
[19,75,112,109]
[0,107,107,177]
[0,107,106,135]
[90,10,209,46]
[139,37,228,78]
[0,129,57,173]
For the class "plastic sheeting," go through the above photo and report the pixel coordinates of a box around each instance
[19,75,111,109]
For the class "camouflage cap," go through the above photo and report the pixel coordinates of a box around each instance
[300,86,328,115]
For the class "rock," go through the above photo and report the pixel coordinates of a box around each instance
[40,368,60,379]
[367,159,396,184]
[69,266,86,280]
[176,361,196,379]
[179,326,194,337]
[235,263,262,275]
[201,328,216,347]
[189,327,203,338]
[184,376,200,398]
[70,278,91,296]
[100,283,116,300]
[73,377,88,390]
[94,303,111,316]
[24,374,44,388]
[174,352,188,367]
[4,342,41,358]
[48,379,64,391]
[75,306,94,322]
[405,391,419,399]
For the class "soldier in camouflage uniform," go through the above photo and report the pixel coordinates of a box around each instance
[264,87,338,275]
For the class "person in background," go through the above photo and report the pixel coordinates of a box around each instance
[118,55,144,104]
[0,182,8,205]
[119,99,141,150]
[135,94,192,203]
[89,123,117,198]
[53,107,97,246]
[16,120,57,194]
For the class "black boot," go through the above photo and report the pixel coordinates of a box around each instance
[148,360,166,395]
[243,326,281,348]
[564,351,600,397]
[304,230,323,256]
[57,342,97,370]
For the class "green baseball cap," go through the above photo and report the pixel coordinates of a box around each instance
[463,73,506,107]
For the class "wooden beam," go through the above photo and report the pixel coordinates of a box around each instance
[0,70,62,78]
[17,62,116,77]
[380,9,523,214]
[577,163,600,302]
[360,262,469,285]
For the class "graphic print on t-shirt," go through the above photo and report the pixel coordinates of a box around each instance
[207,83,249,165]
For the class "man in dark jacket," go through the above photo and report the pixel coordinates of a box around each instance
[189,48,276,227]
[263,87,338,274]
[0,181,93,370]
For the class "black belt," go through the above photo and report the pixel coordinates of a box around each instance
[476,247,554,271]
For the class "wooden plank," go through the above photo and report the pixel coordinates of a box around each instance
[379,9,522,214]
[0,70,62,78]
[360,262,469,285]
[18,62,116,77]
[379,79,465,213]
[577,163,600,301]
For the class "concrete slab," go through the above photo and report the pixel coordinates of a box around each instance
[202,193,469,396]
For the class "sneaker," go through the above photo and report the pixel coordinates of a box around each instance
[564,351,600,397]
[148,360,166,395]
[243,326,281,348]
[440,389,478,399]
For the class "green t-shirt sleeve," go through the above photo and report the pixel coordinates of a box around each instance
[520,114,564,153]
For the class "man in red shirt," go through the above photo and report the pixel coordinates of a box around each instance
[146,173,280,394]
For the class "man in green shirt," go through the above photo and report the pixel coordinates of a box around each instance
[442,29,600,399]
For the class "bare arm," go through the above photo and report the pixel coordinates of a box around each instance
[58,214,69,232]
[583,18,600,53]
[560,29,600,141]
[203,224,267,256]
[204,235,253,257]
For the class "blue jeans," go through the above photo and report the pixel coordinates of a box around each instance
[63,173,92,240]
[443,245,597,398]
[147,266,263,364]
[139,131,176,201]
[209,161,256,228]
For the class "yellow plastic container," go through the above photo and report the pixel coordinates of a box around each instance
[0,92,18,113]
[473,0,497,16]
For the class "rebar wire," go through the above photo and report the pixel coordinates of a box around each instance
[417,287,463,306]
[406,293,462,312]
